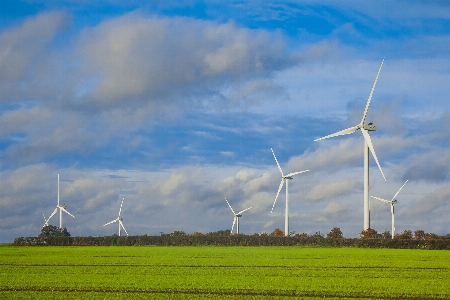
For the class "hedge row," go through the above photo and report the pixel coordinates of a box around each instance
[13,235,450,249]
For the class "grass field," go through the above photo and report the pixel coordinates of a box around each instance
[0,245,449,299]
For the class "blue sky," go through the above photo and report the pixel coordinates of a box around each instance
[0,0,449,242]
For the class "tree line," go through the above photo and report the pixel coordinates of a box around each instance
[12,226,450,249]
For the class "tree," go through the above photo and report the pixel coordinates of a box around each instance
[425,233,441,240]
[293,232,308,238]
[39,225,71,237]
[414,230,426,240]
[191,232,204,236]
[360,228,378,239]
[206,229,231,236]
[326,227,343,239]
[381,230,391,239]
[310,231,324,238]
[171,231,186,236]
[270,228,285,237]
[394,230,413,240]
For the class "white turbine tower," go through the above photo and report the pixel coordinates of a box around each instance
[371,180,408,239]
[271,148,310,237]
[46,174,75,230]
[103,197,128,236]
[314,59,386,230]
[225,198,251,234]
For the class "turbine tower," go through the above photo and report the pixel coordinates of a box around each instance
[271,148,309,236]
[371,180,408,239]
[225,198,251,234]
[47,174,75,230]
[103,197,128,236]
[315,59,386,230]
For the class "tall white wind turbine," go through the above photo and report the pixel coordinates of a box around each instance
[103,197,128,236]
[225,198,251,234]
[314,59,386,230]
[271,148,309,236]
[371,180,408,239]
[46,174,75,230]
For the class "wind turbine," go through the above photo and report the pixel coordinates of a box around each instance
[314,59,386,230]
[46,174,75,230]
[225,198,251,234]
[371,180,408,239]
[103,197,128,236]
[271,148,310,236]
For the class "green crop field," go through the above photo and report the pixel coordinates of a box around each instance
[0,245,449,299]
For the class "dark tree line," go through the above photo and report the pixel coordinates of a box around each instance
[13,227,450,249]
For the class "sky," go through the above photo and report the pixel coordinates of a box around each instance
[0,0,449,242]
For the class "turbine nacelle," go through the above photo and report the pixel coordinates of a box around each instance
[363,122,377,131]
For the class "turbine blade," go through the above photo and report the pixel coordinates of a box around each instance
[60,207,75,218]
[237,207,252,215]
[47,208,58,221]
[42,214,49,227]
[360,59,384,126]
[286,170,310,177]
[231,217,236,232]
[371,196,390,204]
[361,129,386,181]
[271,148,284,176]
[119,197,124,216]
[391,180,408,201]
[119,220,128,236]
[225,198,235,215]
[314,125,359,141]
[103,218,118,226]
[271,179,284,213]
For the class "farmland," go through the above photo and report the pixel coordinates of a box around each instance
[0,245,449,299]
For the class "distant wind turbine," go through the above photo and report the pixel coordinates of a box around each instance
[271,148,309,237]
[103,197,128,236]
[315,59,386,231]
[46,174,75,230]
[371,180,408,239]
[225,198,251,234]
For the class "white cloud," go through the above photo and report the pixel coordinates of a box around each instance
[79,14,292,107]
[0,11,69,81]
[306,180,358,201]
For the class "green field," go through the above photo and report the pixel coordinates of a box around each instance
[0,245,449,299]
